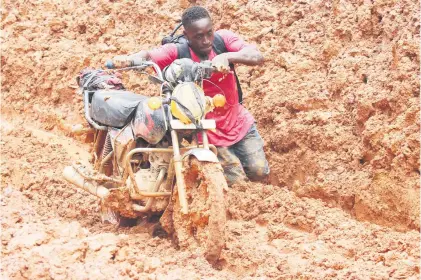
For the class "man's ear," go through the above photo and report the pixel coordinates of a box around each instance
[183,30,190,44]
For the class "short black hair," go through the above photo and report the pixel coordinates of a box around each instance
[182,6,211,28]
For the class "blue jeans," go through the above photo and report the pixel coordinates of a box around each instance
[217,124,270,186]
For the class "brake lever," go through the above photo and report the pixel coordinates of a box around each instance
[112,66,149,72]
[105,59,149,71]
[196,61,231,75]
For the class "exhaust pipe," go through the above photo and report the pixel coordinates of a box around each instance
[63,166,110,199]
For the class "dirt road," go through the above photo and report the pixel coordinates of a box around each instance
[1,0,420,279]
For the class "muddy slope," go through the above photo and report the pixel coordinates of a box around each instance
[2,0,419,230]
[1,120,419,279]
[1,0,420,279]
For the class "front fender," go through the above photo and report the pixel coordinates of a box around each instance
[183,148,219,163]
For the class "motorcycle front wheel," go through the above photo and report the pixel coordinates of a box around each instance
[164,157,227,263]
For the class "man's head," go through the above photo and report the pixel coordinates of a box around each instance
[182,6,214,57]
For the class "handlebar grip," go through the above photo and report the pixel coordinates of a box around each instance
[105,60,115,69]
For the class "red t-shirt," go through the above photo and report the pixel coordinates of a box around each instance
[148,29,255,147]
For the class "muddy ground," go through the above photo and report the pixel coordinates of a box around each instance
[1,0,420,279]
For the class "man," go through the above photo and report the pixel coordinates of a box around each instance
[115,6,269,185]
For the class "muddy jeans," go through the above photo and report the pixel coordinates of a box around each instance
[217,124,270,186]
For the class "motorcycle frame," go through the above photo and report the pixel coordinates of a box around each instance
[89,61,219,215]
[122,129,217,214]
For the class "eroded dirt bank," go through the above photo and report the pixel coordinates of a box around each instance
[1,0,420,279]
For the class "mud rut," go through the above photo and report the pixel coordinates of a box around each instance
[1,112,419,279]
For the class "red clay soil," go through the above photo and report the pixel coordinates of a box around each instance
[1,0,420,279]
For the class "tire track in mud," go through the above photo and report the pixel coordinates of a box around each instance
[1,113,419,279]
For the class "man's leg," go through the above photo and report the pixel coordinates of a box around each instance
[232,124,270,181]
[216,146,248,186]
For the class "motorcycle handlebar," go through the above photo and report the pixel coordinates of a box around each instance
[105,59,164,80]
[104,58,226,88]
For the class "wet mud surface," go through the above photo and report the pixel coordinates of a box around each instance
[1,0,420,279]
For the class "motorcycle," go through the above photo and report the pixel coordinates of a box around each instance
[63,58,228,262]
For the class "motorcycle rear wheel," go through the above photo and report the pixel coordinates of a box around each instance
[168,157,227,263]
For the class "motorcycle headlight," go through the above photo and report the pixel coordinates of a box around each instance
[170,82,206,124]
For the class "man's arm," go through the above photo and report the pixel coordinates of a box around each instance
[113,44,178,70]
[223,46,264,66]
[112,51,150,68]
[128,50,151,61]
[211,30,264,71]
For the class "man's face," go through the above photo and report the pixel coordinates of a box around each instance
[184,17,214,57]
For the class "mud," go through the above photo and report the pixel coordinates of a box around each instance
[1,0,420,279]
[169,158,227,263]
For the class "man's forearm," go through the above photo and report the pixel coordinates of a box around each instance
[129,50,151,61]
[225,47,264,66]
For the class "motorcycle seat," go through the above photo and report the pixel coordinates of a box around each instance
[91,90,147,128]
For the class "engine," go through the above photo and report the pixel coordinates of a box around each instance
[130,151,171,212]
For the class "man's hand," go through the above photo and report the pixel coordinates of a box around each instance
[212,54,230,73]
[112,55,132,68]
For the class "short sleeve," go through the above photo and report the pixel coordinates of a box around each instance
[216,29,255,52]
[148,44,178,70]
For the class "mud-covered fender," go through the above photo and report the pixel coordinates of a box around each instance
[183,148,219,163]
